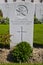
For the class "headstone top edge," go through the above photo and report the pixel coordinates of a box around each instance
[0,2,34,4]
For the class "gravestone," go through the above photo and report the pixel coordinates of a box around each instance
[0,3,8,18]
[0,0,5,3]
[7,2,35,48]
[8,0,13,2]
[25,0,31,2]
[36,3,43,21]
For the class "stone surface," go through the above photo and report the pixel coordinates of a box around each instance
[36,3,43,22]
[0,3,8,18]
[0,0,5,3]
[8,2,34,48]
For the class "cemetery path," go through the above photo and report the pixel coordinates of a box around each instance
[29,48,43,63]
[0,48,43,63]
[0,48,10,63]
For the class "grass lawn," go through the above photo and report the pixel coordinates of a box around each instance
[0,24,9,34]
[34,24,43,45]
[0,63,43,65]
[0,24,43,45]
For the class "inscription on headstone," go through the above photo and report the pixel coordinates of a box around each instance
[17,26,27,41]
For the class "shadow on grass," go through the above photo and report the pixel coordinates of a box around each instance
[33,43,43,48]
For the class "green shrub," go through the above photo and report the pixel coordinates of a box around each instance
[34,16,41,24]
[0,43,10,48]
[11,42,32,62]
[0,9,3,17]
[4,17,9,24]
[0,17,9,24]
[0,34,11,48]
[0,43,4,48]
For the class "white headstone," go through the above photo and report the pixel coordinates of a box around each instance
[0,3,8,17]
[36,3,43,21]
[8,0,13,2]
[0,0,5,3]
[17,0,22,2]
[5,2,34,48]
[25,0,31,2]
[34,0,40,3]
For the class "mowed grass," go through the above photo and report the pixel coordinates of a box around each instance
[34,24,43,45]
[0,24,9,34]
[0,24,43,45]
[0,63,43,65]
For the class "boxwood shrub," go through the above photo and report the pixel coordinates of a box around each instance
[34,16,41,24]
[11,42,32,62]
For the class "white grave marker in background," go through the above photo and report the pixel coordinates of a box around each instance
[7,2,35,48]
[0,0,5,3]
[36,3,43,21]
[0,3,8,18]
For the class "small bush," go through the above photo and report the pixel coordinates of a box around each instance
[34,16,41,24]
[0,34,11,48]
[0,17,9,24]
[0,43,10,49]
[11,42,32,62]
